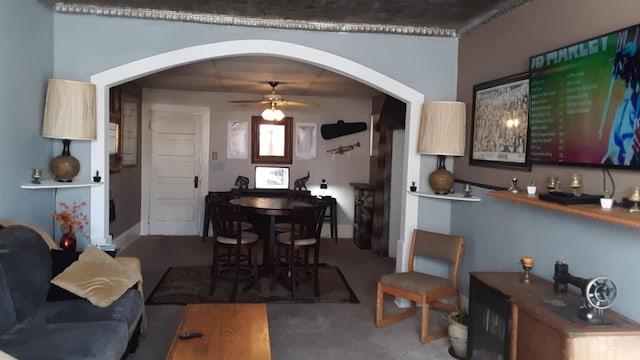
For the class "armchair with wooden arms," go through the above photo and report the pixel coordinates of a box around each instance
[375,229,465,343]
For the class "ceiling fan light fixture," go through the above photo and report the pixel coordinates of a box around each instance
[262,102,285,121]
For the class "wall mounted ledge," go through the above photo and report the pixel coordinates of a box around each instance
[21,179,102,189]
[488,191,640,229]
[409,190,481,202]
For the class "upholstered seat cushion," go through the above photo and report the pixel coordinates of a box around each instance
[276,232,317,246]
[0,319,129,360]
[240,221,253,230]
[217,231,258,245]
[39,289,143,336]
[380,272,452,294]
[273,222,293,232]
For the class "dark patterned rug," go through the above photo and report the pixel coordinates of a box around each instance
[146,263,359,304]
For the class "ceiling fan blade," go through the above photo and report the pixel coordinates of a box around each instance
[279,100,320,107]
[229,99,269,104]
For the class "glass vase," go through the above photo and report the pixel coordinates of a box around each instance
[59,228,77,251]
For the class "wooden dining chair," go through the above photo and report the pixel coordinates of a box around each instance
[273,205,326,299]
[204,192,252,239]
[209,201,260,301]
[273,192,314,234]
[376,229,465,343]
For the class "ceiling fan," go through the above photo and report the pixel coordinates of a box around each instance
[229,81,313,107]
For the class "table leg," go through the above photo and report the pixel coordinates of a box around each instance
[330,202,338,240]
[260,215,276,278]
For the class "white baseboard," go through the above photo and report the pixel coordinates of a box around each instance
[113,223,141,252]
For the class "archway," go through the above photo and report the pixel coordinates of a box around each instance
[90,39,424,271]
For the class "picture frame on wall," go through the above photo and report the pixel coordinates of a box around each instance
[121,91,139,167]
[295,122,317,160]
[470,72,531,170]
[227,121,248,159]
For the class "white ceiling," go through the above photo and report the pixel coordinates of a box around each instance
[134,56,383,98]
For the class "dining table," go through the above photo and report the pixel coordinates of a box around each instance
[229,196,312,277]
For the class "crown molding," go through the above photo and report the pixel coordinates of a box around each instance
[457,0,531,36]
[54,3,457,38]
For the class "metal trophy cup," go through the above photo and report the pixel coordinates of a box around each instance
[520,256,533,284]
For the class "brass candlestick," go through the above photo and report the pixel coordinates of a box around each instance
[629,186,640,213]
[520,256,534,284]
[31,168,41,184]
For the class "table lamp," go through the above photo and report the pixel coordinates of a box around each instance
[42,79,96,182]
[417,101,466,194]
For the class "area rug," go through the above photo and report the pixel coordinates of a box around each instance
[146,263,360,305]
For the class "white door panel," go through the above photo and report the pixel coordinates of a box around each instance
[154,181,196,200]
[152,204,194,221]
[154,162,195,178]
[148,107,205,235]
[154,138,196,156]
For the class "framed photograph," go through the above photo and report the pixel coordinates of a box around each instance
[227,121,248,159]
[109,87,121,115]
[255,166,290,189]
[470,72,530,169]
[295,122,317,159]
[121,91,139,167]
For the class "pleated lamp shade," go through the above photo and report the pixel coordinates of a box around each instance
[417,101,466,194]
[42,79,96,140]
[417,101,466,156]
[42,79,96,182]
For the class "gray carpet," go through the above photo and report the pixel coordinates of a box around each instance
[119,236,454,360]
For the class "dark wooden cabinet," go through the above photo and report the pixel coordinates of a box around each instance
[468,272,640,360]
[351,183,375,249]
[468,273,511,359]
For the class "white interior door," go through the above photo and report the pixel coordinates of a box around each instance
[148,107,206,235]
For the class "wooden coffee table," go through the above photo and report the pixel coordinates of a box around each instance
[165,303,271,360]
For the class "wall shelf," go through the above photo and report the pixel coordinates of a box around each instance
[409,190,481,202]
[488,191,640,229]
[21,179,102,189]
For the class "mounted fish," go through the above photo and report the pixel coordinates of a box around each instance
[320,120,367,140]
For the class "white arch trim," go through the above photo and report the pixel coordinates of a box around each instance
[90,39,423,268]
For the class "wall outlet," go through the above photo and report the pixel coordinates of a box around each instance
[211,151,218,160]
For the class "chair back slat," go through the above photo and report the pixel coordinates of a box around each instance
[290,205,325,240]
[209,201,244,240]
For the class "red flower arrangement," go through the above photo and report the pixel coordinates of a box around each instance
[52,201,89,237]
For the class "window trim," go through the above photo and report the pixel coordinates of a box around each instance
[251,115,293,164]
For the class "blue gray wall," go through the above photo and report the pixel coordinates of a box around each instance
[50,12,459,243]
[0,1,53,230]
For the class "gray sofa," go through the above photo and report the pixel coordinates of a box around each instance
[0,225,143,360]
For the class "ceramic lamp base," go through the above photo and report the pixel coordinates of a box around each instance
[428,155,454,194]
[50,139,80,182]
